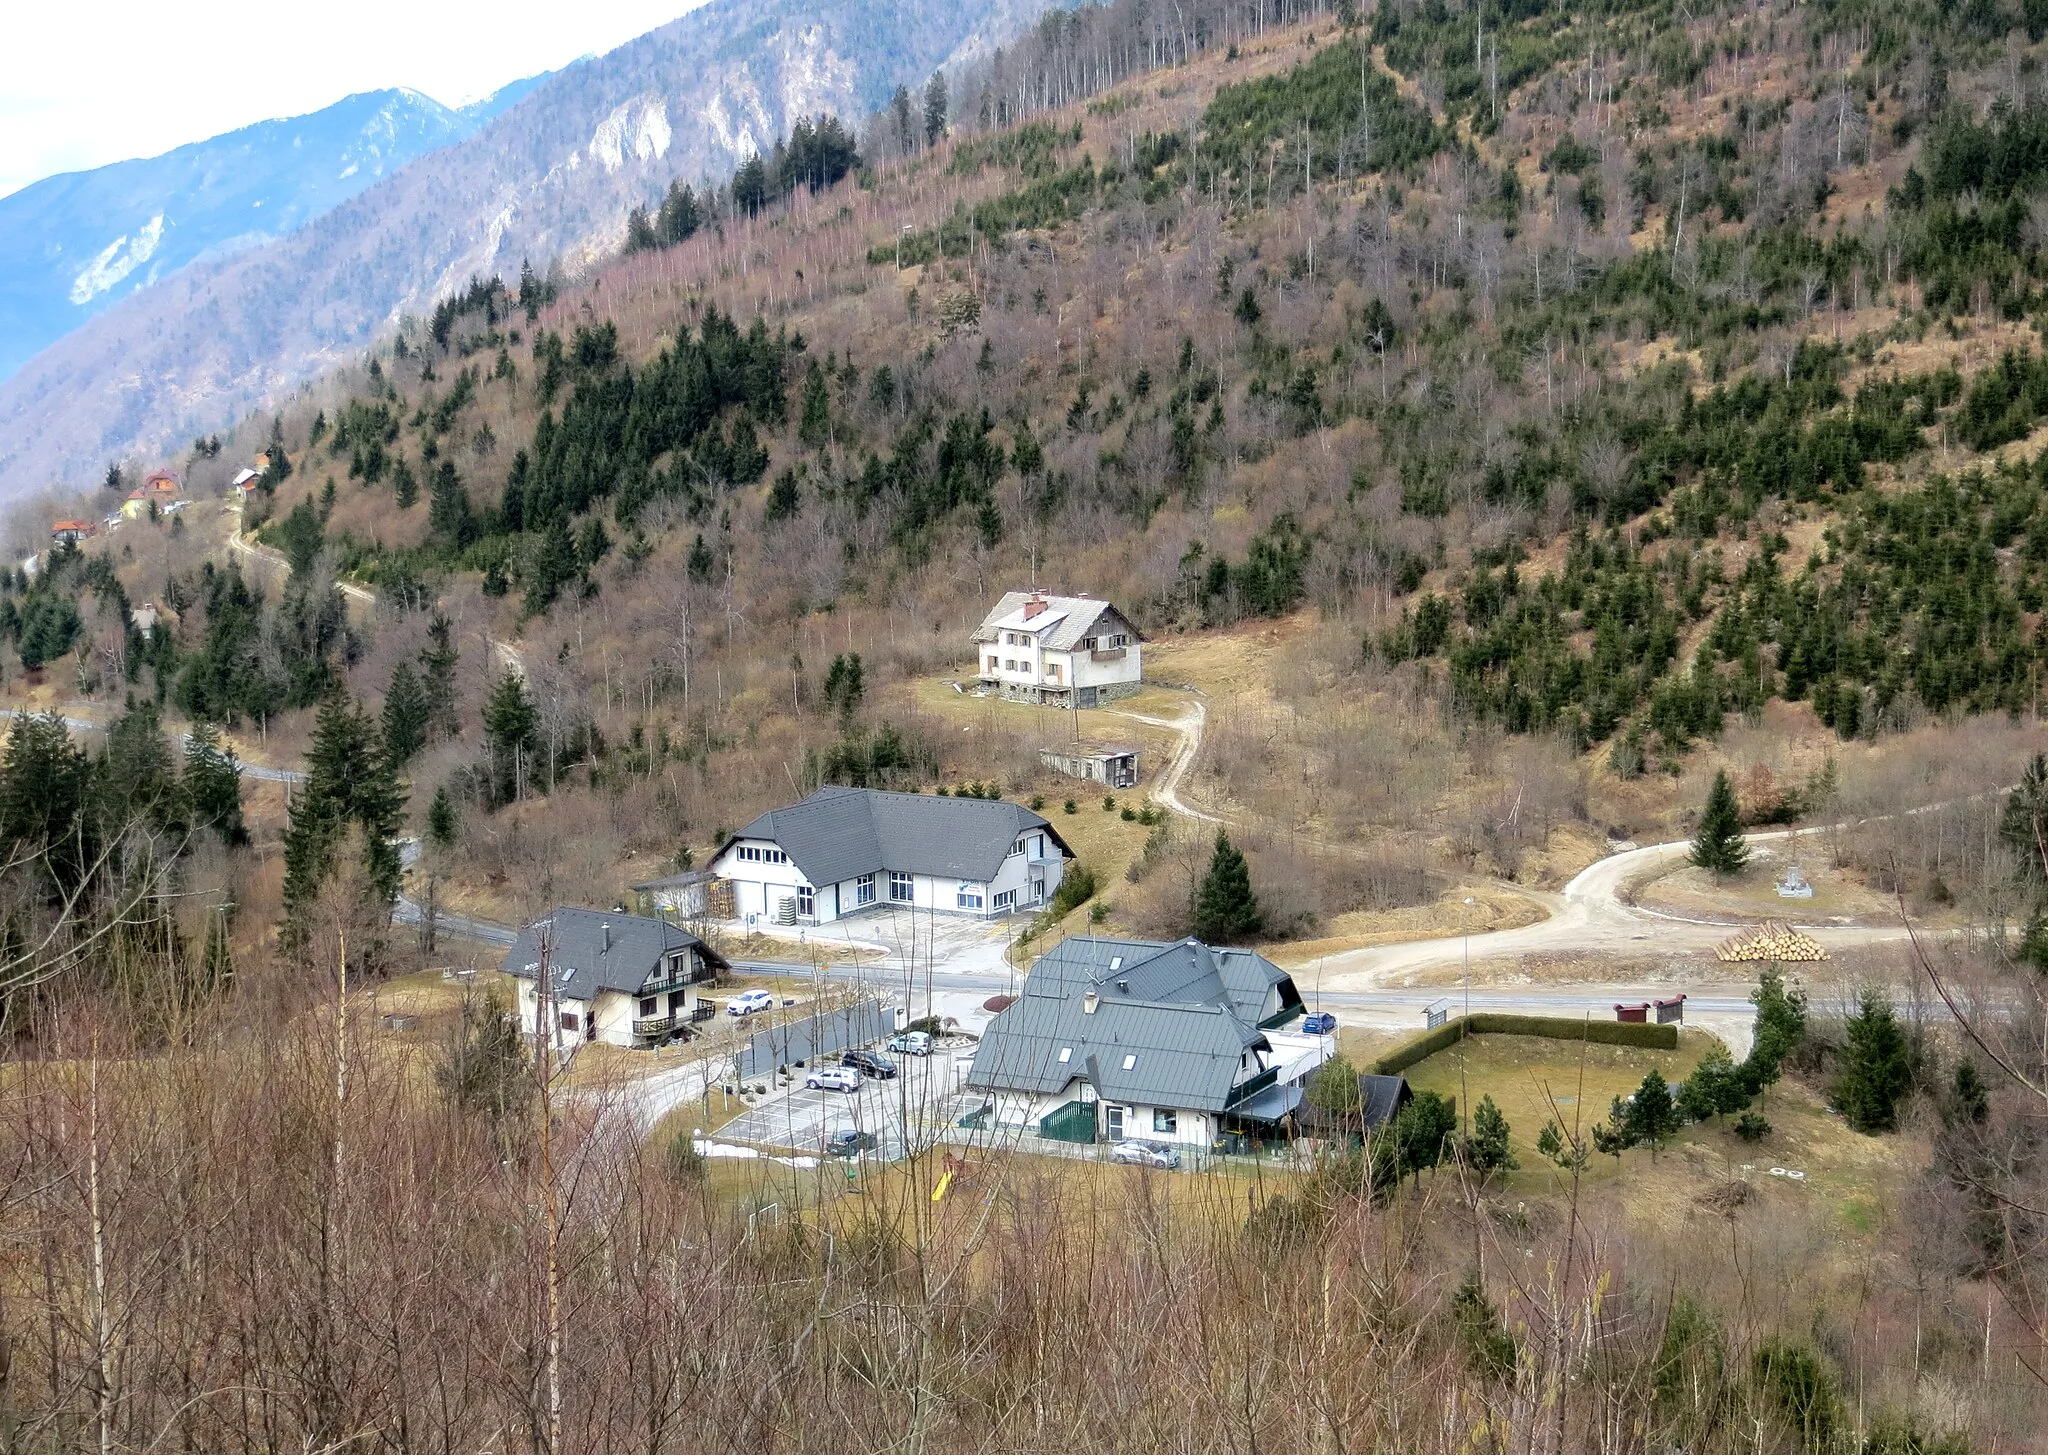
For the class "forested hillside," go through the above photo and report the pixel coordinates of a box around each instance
[2,2,2048,1450]
[49,0,2048,890]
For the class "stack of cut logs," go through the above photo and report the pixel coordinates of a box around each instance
[1716,920,1827,963]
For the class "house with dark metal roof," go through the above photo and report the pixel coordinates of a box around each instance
[706,785,1071,926]
[971,591,1143,707]
[963,936,1326,1150]
[499,907,727,1049]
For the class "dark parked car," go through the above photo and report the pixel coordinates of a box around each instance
[826,1129,879,1157]
[1300,1012,1338,1035]
[843,1049,899,1079]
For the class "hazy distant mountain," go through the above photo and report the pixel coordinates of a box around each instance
[0,76,546,384]
[0,0,1043,496]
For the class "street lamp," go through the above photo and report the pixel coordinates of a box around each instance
[1462,896,1475,1021]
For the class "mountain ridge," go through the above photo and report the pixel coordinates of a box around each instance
[0,0,1046,496]
[0,73,547,385]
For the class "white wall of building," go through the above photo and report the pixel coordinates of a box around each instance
[514,978,700,1050]
[710,831,1067,926]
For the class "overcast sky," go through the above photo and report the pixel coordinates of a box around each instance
[0,0,708,198]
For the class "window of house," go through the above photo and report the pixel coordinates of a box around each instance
[1046,664,1061,682]
[797,885,815,917]
[1004,658,1017,671]
[558,1012,581,1032]
[1111,633,1129,647]
[1153,1109,1177,1134]
[956,883,983,910]
[986,656,998,671]
[1121,1054,1137,1070]
[639,997,657,1018]
[993,889,1017,912]
[1081,636,1098,650]
[1108,956,1123,971]
[890,871,914,902]
[1057,1047,1072,1063]
[856,874,877,906]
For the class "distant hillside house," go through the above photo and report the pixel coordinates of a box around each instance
[964,937,1322,1150]
[121,491,150,520]
[144,469,178,496]
[230,468,261,495]
[499,906,726,1049]
[708,784,1071,926]
[972,591,1142,707]
[49,520,96,545]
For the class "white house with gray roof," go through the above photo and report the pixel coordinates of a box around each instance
[972,591,1142,707]
[707,785,1073,927]
[500,907,727,1049]
[963,936,1325,1150]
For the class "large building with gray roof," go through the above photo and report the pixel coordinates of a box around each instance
[707,785,1072,927]
[963,936,1329,1151]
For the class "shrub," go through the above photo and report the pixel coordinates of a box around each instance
[1734,1110,1772,1142]
[1088,902,1110,925]
[1050,863,1099,917]
[1102,794,1116,811]
[665,1128,707,1182]
[1064,798,1077,814]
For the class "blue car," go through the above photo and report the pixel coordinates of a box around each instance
[1300,1012,1337,1035]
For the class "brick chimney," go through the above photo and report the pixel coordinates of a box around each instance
[1023,594,1048,620]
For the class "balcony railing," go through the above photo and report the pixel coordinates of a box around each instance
[1089,647,1127,662]
[1222,1065,1279,1109]
[632,1014,677,1040]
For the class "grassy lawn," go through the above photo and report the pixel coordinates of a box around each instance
[1400,1031,1715,1163]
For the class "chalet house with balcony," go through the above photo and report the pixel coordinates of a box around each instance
[963,936,1324,1150]
[707,784,1071,926]
[500,907,727,1049]
[971,591,1142,708]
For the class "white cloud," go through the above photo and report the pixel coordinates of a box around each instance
[0,0,710,199]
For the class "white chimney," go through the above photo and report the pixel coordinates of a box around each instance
[601,922,612,953]
[1082,990,1100,1015]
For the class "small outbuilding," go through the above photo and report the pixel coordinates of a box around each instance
[1039,744,1138,788]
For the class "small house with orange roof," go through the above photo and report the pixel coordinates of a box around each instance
[144,469,179,497]
[50,520,97,546]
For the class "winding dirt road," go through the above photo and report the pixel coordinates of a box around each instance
[1111,689,1924,1041]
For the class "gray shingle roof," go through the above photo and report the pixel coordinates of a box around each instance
[966,936,1301,1114]
[725,785,1066,886]
[499,907,725,1003]
[970,592,1143,651]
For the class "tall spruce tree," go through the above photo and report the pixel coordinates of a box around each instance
[1690,768,1749,876]
[182,723,247,847]
[1193,831,1263,943]
[1836,991,1915,1133]
[381,661,430,768]
[280,685,405,953]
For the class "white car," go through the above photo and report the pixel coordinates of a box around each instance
[805,1065,861,1092]
[1110,1140,1182,1170]
[726,989,775,1017]
[887,1030,933,1056]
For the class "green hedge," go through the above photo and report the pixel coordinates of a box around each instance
[1371,1014,1679,1075]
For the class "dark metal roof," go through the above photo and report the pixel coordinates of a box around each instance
[723,785,1065,886]
[966,936,1302,1114]
[1360,1075,1413,1130]
[498,907,725,1003]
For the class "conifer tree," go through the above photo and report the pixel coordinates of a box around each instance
[1689,768,1749,876]
[799,362,831,449]
[924,71,949,147]
[182,722,248,847]
[483,673,538,805]
[280,686,405,953]
[1620,1071,1680,1155]
[381,661,430,768]
[418,614,460,740]
[1836,991,1914,1133]
[427,785,457,849]
[1465,1094,1517,1174]
[1193,831,1263,943]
